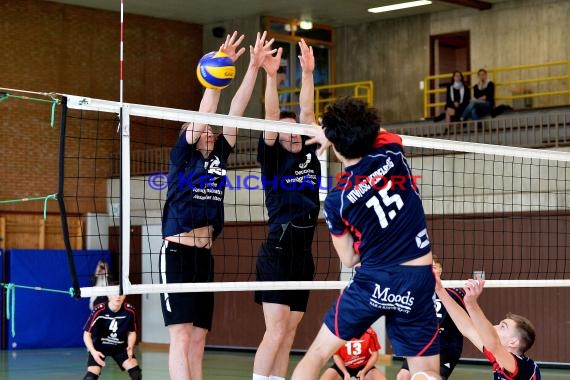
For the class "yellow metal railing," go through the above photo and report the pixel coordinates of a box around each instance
[423,61,570,119]
[278,81,374,121]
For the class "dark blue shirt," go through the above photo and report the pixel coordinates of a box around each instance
[162,133,232,239]
[435,288,466,358]
[257,135,321,234]
[84,302,136,352]
[323,131,431,271]
[484,347,541,380]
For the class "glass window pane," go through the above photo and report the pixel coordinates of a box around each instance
[295,27,332,42]
[295,44,330,87]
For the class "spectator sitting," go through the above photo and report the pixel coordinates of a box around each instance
[461,68,495,121]
[445,70,470,123]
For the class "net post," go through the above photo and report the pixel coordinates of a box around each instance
[119,105,132,295]
[57,96,81,298]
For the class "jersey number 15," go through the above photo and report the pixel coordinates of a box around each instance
[365,180,404,228]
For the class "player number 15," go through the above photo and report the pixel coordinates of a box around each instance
[365,180,404,228]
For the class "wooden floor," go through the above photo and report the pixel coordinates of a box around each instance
[1,347,569,379]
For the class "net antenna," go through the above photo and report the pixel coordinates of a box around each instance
[118,0,132,296]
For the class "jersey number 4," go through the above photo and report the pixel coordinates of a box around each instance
[365,180,404,228]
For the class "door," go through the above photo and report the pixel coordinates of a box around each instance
[430,32,470,117]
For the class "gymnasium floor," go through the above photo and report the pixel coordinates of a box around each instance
[1,347,568,379]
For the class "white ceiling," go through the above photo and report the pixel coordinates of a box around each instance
[44,0,508,27]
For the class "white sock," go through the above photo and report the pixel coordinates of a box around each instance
[269,377,285,380]
[253,374,270,380]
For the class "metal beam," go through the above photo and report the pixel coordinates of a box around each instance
[438,0,492,10]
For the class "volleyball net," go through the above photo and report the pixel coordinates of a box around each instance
[57,95,570,298]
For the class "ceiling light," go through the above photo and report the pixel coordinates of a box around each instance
[299,20,313,30]
[368,0,432,13]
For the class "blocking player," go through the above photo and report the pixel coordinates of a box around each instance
[252,39,321,380]
[397,255,465,380]
[320,328,386,380]
[435,276,541,379]
[160,31,275,380]
[82,293,140,380]
[291,98,441,380]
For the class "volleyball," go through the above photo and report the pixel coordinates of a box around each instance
[196,51,235,89]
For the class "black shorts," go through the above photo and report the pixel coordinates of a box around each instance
[159,241,214,330]
[331,363,367,378]
[254,221,315,312]
[87,347,133,369]
[401,350,460,379]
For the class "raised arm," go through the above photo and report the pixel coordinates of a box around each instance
[261,46,283,145]
[434,275,483,350]
[463,279,517,374]
[298,39,315,125]
[225,31,275,147]
[185,31,245,144]
[183,89,221,144]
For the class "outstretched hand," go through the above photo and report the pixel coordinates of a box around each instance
[262,46,283,76]
[219,31,246,63]
[306,124,331,156]
[298,38,315,74]
[249,31,276,68]
[463,278,485,306]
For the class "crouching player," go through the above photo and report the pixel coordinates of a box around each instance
[320,327,386,380]
[82,292,141,380]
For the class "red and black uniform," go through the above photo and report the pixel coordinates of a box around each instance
[84,302,137,369]
[331,328,381,378]
[484,348,541,380]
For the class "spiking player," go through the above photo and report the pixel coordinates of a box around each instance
[160,31,275,380]
[320,327,386,380]
[292,98,441,380]
[398,255,465,380]
[252,39,321,380]
[435,276,540,380]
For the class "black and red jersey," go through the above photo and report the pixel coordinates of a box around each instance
[83,302,136,351]
[484,347,541,380]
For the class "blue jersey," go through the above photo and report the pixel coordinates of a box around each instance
[162,133,232,239]
[323,131,430,270]
[436,288,466,358]
[484,348,541,380]
[257,135,320,234]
